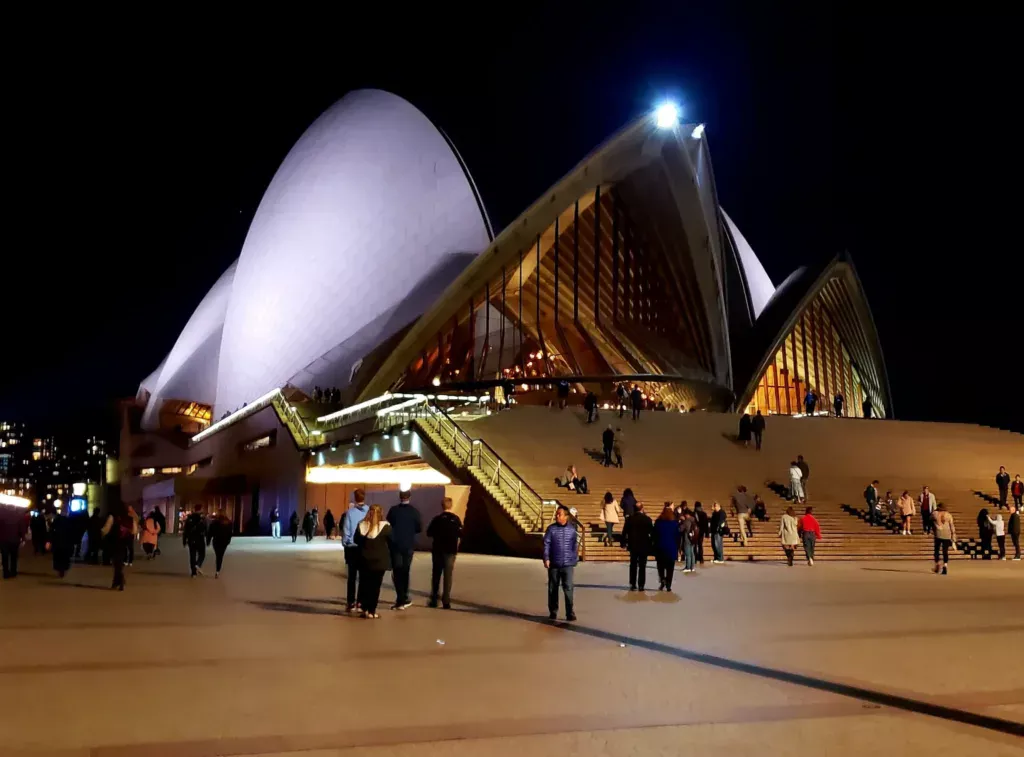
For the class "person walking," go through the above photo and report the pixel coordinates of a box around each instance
[207,509,232,577]
[599,492,622,546]
[738,413,752,447]
[29,511,47,555]
[653,504,678,590]
[693,502,709,565]
[779,506,800,566]
[50,512,74,578]
[354,504,392,619]
[931,503,957,575]
[323,509,336,540]
[1008,503,1021,560]
[679,506,698,574]
[584,391,597,424]
[289,511,299,543]
[426,497,462,609]
[796,455,810,499]
[622,502,652,590]
[709,502,727,564]
[797,506,822,566]
[898,490,915,535]
[270,507,281,539]
[862,395,873,419]
[613,427,624,468]
[341,489,369,612]
[996,466,1011,509]
[601,425,615,467]
[833,392,844,417]
[620,488,637,519]
[630,385,643,421]
[85,509,104,563]
[977,508,994,559]
[141,513,160,559]
[988,512,1007,560]
[1012,475,1024,510]
[0,503,28,579]
[616,383,628,418]
[301,510,314,543]
[788,461,805,504]
[124,506,140,566]
[182,505,208,578]
[733,489,752,546]
[386,489,422,611]
[864,480,881,526]
[100,503,137,590]
[919,486,936,536]
[542,505,579,621]
[751,410,765,451]
[311,508,320,538]
[804,389,817,416]
[150,508,166,556]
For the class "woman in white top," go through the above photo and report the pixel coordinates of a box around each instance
[599,491,623,546]
[778,506,800,566]
[988,513,1007,560]
[788,462,805,504]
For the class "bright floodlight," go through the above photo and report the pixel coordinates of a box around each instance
[691,123,705,139]
[654,102,680,129]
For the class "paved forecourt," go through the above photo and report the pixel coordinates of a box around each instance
[0,538,1021,756]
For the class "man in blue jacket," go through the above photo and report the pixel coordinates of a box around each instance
[543,505,579,621]
[387,489,422,610]
[340,489,369,612]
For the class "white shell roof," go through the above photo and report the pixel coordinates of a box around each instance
[214,89,491,415]
[721,209,774,319]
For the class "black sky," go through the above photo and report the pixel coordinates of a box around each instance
[4,6,1020,437]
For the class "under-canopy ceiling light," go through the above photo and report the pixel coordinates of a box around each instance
[654,101,680,130]
[306,466,451,485]
[691,123,705,139]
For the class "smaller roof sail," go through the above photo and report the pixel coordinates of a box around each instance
[721,209,774,319]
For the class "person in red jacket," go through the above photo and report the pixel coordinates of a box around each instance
[797,506,822,566]
[1011,474,1023,510]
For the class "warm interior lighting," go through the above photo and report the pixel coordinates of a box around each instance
[193,387,282,443]
[306,466,451,485]
[317,392,393,422]
[0,493,30,508]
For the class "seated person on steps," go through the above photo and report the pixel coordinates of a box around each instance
[555,464,588,494]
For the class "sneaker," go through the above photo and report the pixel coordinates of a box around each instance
[809,559,814,566]
[346,604,356,613]
[566,613,577,622]
[391,604,402,611]
[427,601,439,609]
[400,602,413,610]
[215,572,220,578]
[442,604,451,610]
[941,565,948,575]
[629,585,637,591]
[196,568,204,576]
[549,612,557,621]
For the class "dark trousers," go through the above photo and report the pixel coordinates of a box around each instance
[997,535,1006,559]
[213,543,227,572]
[922,512,933,535]
[998,488,1008,508]
[359,570,385,614]
[934,538,951,564]
[0,543,19,578]
[1012,532,1021,559]
[126,540,135,565]
[430,552,456,606]
[632,406,640,421]
[628,553,647,589]
[547,566,574,617]
[753,430,763,450]
[290,528,298,543]
[188,542,206,575]
[391,549,414,605]
[1013,494,1023,509]
[802,532,817,561]
[656,555,675,589]
[865,506,877,525]
[344,546,361,607]
[112,542,126,589]
[784,546,795,566]
[805,403,815,415]
[696,537,705,564]
[603,444,613,466]
[981,535,993,559]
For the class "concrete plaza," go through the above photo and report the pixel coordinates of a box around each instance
[0,538,1021,756]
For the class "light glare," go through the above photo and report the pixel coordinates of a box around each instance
[654,102,680,129]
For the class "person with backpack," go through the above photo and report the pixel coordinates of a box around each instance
[622,502,652,591]
[207,508,233,577]
[426,497,462,609]
[709,502,727,564]
[182,505,208,577]
[101,503,138,590]
[619,488,637,519]
[679,506,699,574]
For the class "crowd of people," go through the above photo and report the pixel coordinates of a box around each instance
[312,386,342,405]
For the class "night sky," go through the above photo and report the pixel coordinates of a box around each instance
[4,6,1020,437]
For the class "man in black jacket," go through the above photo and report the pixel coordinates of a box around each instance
[693,502,709,565]
[426,497,462,609]
[996,466,1011,509]
[622,503,653,591]
[751,410,766,451]
[601,425,615,467]
[182,506,208,577]
[1009,503,1021,561]
[387,489,422,610]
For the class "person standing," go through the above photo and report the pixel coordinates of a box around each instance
[599,492,622,546]
[182,505,208,578]
[833,393,844,417]
[620,488,637,519]
[323,509,336,540]
[623,503,652,590]
[426,497,462,609]
[289,511,299,543]
[864,480,881,526]
[976,508,994,559]
[616,383,628,418]
[29,510,47,555]
[150,507,166,556]
[301,510,314,543]
[679,506,698,574]
[269,506,281,539]
[207,509,232,577]
[779,507,800,566]
[125,506,139,566]
[738,413,752,447]
[602,425,615,467]
[557,379,570,409]
[653,504,678,590]
[1012,475,1023,510]
[584,391,597,424]
[797,506,822,566]
[788,461,805,504]
[542,505,579,620]
[751,410,765,451]
[101,503,138,590]
[693,502,709,566]
[386,489,422,611]
[0,503,28,579]
[354,504,392,619]
[796,455,810,499]
[898,490,915,535]
[862,395,873,419]
[141,513,160,559]
[341,489,369,612]
[709,502,727,564]
[613,427,624,468]
[311,508,320,539]
[804,389,817,416]
[919,486,936,536]
[50,511,74,578]
[630,385,643,421]
[1008,503,1021,561]
[988,512,1007,560]
[931,503,957,575]
[85,509,104,563]
[996,466,1011,509]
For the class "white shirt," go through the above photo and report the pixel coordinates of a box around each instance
[989,517,1005,537]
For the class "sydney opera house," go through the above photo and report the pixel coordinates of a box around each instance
[121,90,891,539]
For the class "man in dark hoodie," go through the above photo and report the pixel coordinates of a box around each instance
[387,489,422,610]
[426,497,462,609]
[182,505,208,578]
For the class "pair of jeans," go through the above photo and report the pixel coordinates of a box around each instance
[344,546,361,607]
[934,538,951,564]
[655,555,675,589]
[802,532,816,561]
[632,406,640,421]
[271,522,281,538]
[683,538,696,570]
[603,445,613,466]
[790,479,804,501]
[430,552,456,606]
[711,532,724,561]
[547,566,574,616]
[922,512,933,535]
[213,543,227,572]
[359,569,385,614]
[188,542,205,575]
[628,553,647,589]
[998,488,1008,508]
[696,536,705,564]
[753,430,763,450]
[391,549,414,606]
[604,523,614,543]
[0,543,19,578]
